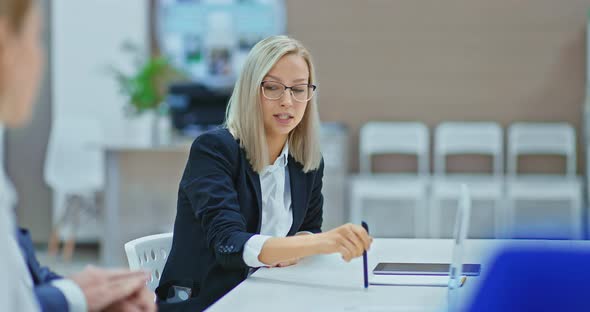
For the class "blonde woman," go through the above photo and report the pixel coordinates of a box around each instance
[157,36,372,311]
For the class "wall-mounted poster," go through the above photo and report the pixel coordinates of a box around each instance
[156,0,286,91]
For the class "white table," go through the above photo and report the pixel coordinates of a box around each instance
[207,238,590,312]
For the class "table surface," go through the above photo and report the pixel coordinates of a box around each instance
[207,238,590,312]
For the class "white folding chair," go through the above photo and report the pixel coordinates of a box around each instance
[506,122,582,239]
[349,122,429,237]
[430,122,504,238]
[124,233,173,291]
[44,118,105,259]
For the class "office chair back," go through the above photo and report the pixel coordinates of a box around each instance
[44,118,105,193]
[434,122,503,176]
[124,233,173,291]
[359,122,429,175]
[507,122,576,177]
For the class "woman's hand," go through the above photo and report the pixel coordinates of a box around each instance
[315,223,373,262]
[257,224,372,266]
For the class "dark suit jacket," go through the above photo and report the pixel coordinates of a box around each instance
[465,247,590,312]
[16,228,69,312]
[157,128,324,311]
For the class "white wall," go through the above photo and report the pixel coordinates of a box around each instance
[52,0,150,145]
[50,0,150,240]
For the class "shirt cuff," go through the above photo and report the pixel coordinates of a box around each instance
[242,234,273,268]
[51,279,87,312]
[295,231,314,235]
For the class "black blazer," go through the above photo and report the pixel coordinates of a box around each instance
[157,128,324,311]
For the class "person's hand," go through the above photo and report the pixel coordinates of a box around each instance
[69,266,149,312]
[316,223,372,262]
[104,286,157,312]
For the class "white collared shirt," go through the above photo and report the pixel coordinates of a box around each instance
[0,129,39,311]
[242,143,294,267]
[0,125,86,312]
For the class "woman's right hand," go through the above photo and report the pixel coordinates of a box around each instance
[316,223,373,262]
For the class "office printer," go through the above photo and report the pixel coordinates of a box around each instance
[167,82,231,137]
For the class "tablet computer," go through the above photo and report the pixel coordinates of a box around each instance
[373,263,481,276]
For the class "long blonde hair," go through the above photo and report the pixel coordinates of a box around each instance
[225,35,321,173]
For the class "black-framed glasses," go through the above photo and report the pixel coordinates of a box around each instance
[261,81,317,102]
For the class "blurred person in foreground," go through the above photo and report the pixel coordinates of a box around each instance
[463,247,590,312]
[0,0,156,311]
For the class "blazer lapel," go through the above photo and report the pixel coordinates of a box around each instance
[288,156,306,235]
[245,161,263,232]
[16,229,40,284]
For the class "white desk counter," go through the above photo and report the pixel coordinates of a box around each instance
[207,238,590,312]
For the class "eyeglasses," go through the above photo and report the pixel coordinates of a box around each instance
[261,81,317,102]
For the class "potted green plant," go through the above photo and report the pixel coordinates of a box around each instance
[108,42,186,145]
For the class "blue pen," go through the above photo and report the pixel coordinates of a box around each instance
[361,221,369,289]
